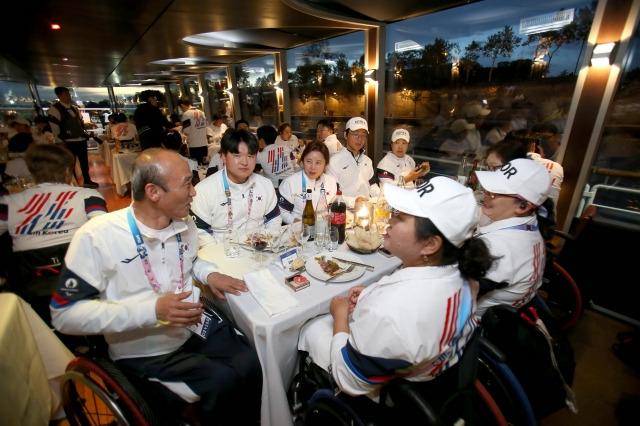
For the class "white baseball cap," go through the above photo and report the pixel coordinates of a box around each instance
[345,117,368,132]
[464,103,491,118]
[385,177,480,247]
[391,128,410,143]
[475,158,551,206]
[450,119,474,134]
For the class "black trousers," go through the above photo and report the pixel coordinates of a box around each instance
[189,146,208,165]
[117,324,262,424]
[65,140,91,182]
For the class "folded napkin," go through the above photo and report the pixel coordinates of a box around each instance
[244,269,300,316]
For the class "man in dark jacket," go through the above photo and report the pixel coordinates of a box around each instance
[133,90,175,151]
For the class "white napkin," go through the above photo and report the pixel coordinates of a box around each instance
[244,269,300,316]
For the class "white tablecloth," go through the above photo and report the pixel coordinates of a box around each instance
[0,293,74,424]
[198,241,401,426]
[99,141,116,168]
[111,150,139,196]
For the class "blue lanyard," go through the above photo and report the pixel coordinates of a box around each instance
[127,208,183,293]
[222,171,253,232]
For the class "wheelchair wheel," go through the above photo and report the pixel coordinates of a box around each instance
[539,260,582,330]
[61,356,159,426]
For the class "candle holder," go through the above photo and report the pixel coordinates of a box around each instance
[354,201,374,231]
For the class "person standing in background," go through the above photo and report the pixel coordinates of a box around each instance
[134,90,175,151]
[178,98,209,165]
[47,86,99,188]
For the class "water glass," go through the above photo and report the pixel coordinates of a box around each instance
[223,231,241,258]
[327,228,339,252]
[315,232,328,253]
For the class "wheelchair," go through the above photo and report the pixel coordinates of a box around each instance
[59,296,238,426]
[289,330,518,426]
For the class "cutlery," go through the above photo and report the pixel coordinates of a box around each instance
[326,264,356,283]
[331,257,375,270]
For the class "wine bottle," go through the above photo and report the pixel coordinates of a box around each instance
[302,188,315,240]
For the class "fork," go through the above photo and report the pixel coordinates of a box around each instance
[326,264,356,283]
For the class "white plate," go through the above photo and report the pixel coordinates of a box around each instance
[305,251,366,283]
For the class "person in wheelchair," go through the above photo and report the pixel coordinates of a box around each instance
[474,158,556,318]
[50,148,262,424]
[0,144,107,325]
[297,177,494,417]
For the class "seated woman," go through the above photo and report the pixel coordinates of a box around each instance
[275,122,303,152]
[474,158,555,319]
[0,144,107,325]
[377,128,429,189]
[297,177,493,405]
[278,141,338,224]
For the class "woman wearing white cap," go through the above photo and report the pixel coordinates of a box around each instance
[298,177,494,409]
[376,128,430,189]
[474,158,556,318]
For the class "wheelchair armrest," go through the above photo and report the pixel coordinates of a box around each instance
[478,336,507,363]
[553,230,575,241]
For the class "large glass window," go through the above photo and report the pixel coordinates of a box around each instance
[204,69,232,124]
[234,56,278,128]
[37,85,110,127]
[585,25,640,214]
[286,33,365,139]
[384,0,596,177]
[0,81,35,125]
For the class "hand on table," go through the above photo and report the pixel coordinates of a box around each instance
[207,271,248,300]
[155,291,203,327]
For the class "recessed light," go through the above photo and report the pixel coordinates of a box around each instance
[51,24,61,30]
[62,58,68,61]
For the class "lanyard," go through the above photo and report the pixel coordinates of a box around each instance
[301,173,324,203]
[475,222,539,237]
[127,209,184,293]
[222,172,253,232]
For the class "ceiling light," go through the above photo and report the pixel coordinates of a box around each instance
[51,24,61,30]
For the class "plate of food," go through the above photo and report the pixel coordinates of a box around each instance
[240,228,296,252]
[305,252,366,283]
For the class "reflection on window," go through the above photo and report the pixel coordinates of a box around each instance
[588,25,640,214]
[205,69,232,124]
[383,0,595,178]
[234,56,277,128]
[286,33,365,139]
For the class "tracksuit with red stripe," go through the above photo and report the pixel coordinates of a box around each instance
[298,265,477,398]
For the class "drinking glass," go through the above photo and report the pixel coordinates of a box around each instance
[251,229,268,269]
[243,218,262,259]
[326,228,339,252]
[314,231,328,254]
[223,231,240,258]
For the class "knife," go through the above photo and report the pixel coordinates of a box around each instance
[331,257,375,270]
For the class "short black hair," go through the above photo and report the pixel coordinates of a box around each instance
[140,90,160,102]
[531,122,558,135]
[8,133,34,153]
[162,131,183,151]
[316,119,334,132]
[34,115,49,124]
[54,86,69,96]
[234,119,250,129]
[221,129,259,155]
[257,125,278,145]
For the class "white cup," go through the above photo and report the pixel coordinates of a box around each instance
[223,231,240,258]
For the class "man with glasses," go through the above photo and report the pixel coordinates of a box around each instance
[327,117,379,208]
[377,128,430,189]
[316,119,342,157]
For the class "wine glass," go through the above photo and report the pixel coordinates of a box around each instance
[314,231,327,254]
[251,229,268,270]
[243,218,262,259]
